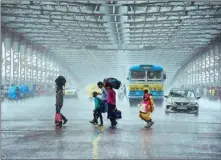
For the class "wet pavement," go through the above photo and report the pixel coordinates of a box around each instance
[1,95,221,159]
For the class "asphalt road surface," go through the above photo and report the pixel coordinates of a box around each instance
[1,95,221,159]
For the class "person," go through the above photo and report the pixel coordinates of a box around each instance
[89,81,107,124]
[211,87,216,100]
[55,76,68,125]
[106,84,117,128]
[218,87,221,101]
[89,92,103,126]
[118,85,127,101]
[122,85,127,99]
[203,87,207,98]
[15,87,20,101]
[1,86,4,103]
[97,81,108,103]
[196,88,200,97]
[139,89,154,127]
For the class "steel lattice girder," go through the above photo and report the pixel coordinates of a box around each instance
[12,37,20,84]
[3,34,12,85]
[19,41,26,84]
[1,0,221,84]
[173,35,221,87]
[1,34,78,85]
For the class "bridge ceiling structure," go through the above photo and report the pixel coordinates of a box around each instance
[2,0,221,84]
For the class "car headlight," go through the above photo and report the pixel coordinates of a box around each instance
[167,99,174,104]
[191,102,198,105]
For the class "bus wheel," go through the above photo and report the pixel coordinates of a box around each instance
[129,99,134,107]
[129,99,139,107]
[154,99,164,107]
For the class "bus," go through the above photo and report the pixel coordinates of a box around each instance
[127,64,166,106]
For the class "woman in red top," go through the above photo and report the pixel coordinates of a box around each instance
[106,85,117,127]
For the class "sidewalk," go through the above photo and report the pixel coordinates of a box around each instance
[199,98,221,110]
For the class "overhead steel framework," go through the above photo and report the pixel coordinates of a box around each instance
[1,27,78,86]
[1,0,221,85]
[173,34,221,87]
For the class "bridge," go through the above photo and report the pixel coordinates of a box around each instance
[1,0,221,159]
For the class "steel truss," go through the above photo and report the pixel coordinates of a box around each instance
[1,30,74,86]
[2,1,221,84]
[173,35,221,87]
[1,1,221,85]
[19,39,27,84]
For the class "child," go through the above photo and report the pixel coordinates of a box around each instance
[89,92,103,126]
[139,89,154,127]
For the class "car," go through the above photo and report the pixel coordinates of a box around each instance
[164,88,200,116]
[64,86,79,99]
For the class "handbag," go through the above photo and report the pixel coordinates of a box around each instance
[55,113,62,124]
[115,108,122,119]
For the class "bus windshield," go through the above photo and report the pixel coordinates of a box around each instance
[130,70,162,81]
[131,71,146,80]
[147,71,161,80]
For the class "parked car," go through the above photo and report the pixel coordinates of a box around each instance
[164,88,200,116]
[64,86,79,99]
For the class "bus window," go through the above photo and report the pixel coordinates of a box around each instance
[131,71,145,80]
[147,71,161,79]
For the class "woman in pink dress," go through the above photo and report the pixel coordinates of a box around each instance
[106,85,117,127]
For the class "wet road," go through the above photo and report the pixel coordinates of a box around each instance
[1,95,221,159]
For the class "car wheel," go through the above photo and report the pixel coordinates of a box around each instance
[129,99,134,107]
[194,111,199,116]
[165,111,169,115]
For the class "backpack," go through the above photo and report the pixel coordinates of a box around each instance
[99,100,108,113]
[104,78,121,90]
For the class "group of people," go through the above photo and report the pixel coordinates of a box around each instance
[194,86,221,101]
[54,76,155,128]
[89,82,155,128]
[89,81,118,128]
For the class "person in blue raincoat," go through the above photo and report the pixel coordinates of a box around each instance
[15,87,20,101]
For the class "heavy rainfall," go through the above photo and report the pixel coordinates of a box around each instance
[1,0,221,159]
